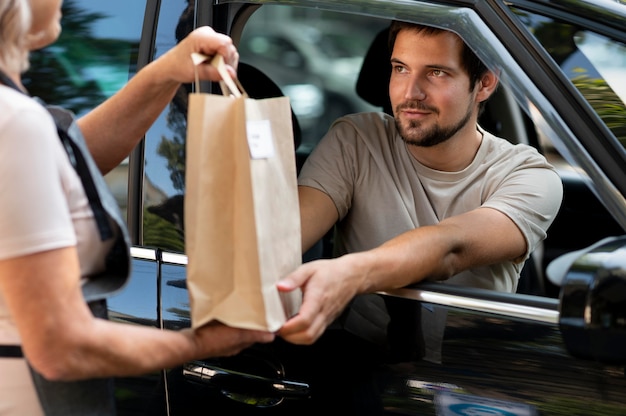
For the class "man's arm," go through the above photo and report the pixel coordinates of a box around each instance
[278,206,526,345]
[77,27,238,174]
[299,185,339,252]
[369,207,527,288]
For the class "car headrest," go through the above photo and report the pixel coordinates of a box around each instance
[356,26,392,115]
[355,26,503,139]
[238,62,302,150]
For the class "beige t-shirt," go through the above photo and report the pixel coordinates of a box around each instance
[0,86,111,414]
[299,112,563,292]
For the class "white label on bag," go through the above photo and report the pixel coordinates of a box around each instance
[246,119,275,159]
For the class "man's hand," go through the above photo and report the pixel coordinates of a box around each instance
[277,256,365,345]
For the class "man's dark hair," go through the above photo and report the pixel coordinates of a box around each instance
[388,20,489,103]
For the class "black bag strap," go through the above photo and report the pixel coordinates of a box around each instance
[0,69,21,91]
[48,107,114,240]
[0,345,23,357]
[43,104,131,302]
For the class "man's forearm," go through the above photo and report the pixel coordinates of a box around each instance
[352,224,458,294]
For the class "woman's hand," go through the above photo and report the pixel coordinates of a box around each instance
[78,26,239,173]
[190,322,275,358]
[154,26,239,85]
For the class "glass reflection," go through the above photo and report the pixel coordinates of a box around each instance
[141,2,195,252]
[511,8,626,147]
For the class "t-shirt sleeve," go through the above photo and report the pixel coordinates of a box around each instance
[0,107,76,260]
[482,159,564,261]
[298,117,361,220]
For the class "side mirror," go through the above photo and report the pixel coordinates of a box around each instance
[547,236,626,364]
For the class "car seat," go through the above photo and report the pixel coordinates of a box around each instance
[239,62,302,150]
[356,27,393,115]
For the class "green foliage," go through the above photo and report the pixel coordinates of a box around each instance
[158,103,187,192]
[142,209,185,252]
[22,0,138,114]
[572,73,626,146]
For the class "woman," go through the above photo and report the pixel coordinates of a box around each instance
[0,0,274,414]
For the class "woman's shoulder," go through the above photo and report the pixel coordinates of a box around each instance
[0,86,55,134]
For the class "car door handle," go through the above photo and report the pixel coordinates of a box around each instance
[183,361,310,400]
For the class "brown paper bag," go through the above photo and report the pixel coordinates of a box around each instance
[184,54,301,332]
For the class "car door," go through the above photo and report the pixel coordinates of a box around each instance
[187,1,626,414]
[108,249,164,415]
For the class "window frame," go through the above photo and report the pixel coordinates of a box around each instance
[215,0,626,229]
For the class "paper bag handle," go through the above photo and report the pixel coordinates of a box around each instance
[191,53,246,98]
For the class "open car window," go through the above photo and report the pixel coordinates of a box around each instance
[233,2,625,302]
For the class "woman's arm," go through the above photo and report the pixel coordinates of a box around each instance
[77,26,239,174]
[0,246,273,381]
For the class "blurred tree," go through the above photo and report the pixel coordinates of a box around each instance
[573,73,626,146]
[154,0,195,195]
[22,0,138,115]
[143,208,185,253]
[158,100,187,193]
[23,0,106,112]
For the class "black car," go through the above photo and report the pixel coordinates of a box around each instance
[26,0,626,415]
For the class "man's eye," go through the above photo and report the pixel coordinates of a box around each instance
[432,69,444,77]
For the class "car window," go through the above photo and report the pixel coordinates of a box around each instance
[509,8,626,148]
[231,1,626,300]
[23,0,146,222]
[140,2,195,252]
[239,5,385,154]
[139,4,386,253]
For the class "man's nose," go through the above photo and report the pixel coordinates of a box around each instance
[404,76,426,101]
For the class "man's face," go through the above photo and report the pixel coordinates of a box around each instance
[389,29,478,147]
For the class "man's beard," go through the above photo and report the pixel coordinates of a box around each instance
[395,101,473,148]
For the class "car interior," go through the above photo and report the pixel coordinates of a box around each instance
[235,12,622,299]
[255,20,548,295]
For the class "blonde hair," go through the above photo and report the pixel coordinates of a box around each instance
[0,0,31,74]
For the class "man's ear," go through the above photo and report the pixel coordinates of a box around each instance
[476,71,499,103]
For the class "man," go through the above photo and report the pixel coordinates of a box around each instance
[277,20,563,347]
